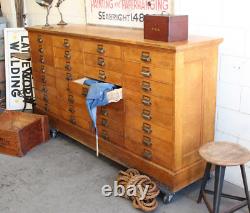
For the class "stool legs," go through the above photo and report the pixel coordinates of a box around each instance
[240,165,250,211]
[213,166,226,213]
[198,163,212,203]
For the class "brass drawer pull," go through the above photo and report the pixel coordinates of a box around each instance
[142,109,152,121]
[64,51,71,60]
[68,95,74,104]
[101,118,108,127]
[37,36,43,43]
[69,117,76,125]
[44,106,49,112]
[97,44,105,54]
[64,39,70,48]
[68,107,75,113]
[141,67,151,78]
[143,150,152,160]
[101,108,108,116]
[141,81,151,92]
[43,94,48,102]
[97,57,105,67]
[99,70,106,81]
[40,56,45,64]
[65,63,72,71]
[40,66,45,73]
[39,48,44,54]
[141,52,151,62]
[41,86,48,93]
[82,88,88,97]
[141,95,151,106]
[143,136,152,147]
[101,130,109,141]
[142,123,152,134]
[41,76,46,84]
[66,73,73,81]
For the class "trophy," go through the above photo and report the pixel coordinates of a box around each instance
[35,0,53,28]
[56,0,67,25]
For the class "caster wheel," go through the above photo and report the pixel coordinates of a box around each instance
[50,129,58,138]
[162,192,175,204]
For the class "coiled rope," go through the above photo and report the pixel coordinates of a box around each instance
[117,168,160,212]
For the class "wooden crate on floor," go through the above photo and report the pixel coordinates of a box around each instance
[0,111,50,157]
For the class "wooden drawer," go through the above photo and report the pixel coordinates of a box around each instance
[123,75,173,99]
[125,128,173,170]
[35,97,58,115]
[125,110,172,142]
[85,65,122,86]
[32,63,56,77]
[35,86,57,103]
[123,61,173,84]
[85,53,122,72]
[30,51,54,66]
[52,36,83,51]
[98,104,124,124]
[33,74,56,88]
[55,68,80,81]
[99,126,124,147]
[54,58,85,77]
[126,101,172,128]
[54,47,83,63]
[124,89,173,115]
[97,116,123,136]
[83,40,121,59]
[124,46,174,68]
[29,32,52,50]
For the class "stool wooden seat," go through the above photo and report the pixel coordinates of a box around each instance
[197,141,250,213]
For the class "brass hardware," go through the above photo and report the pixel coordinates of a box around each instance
[64,39,70,48]
[142,123,152,134]
[101,130,109,141]
[37,36,43,43]
[44,105,49,112]
[97,44,105,54]
[141,95,151,106]
[142,109,152,121]
[68,107,75,113]
[141,52,151,62]
[143,136,152,147]
[151,27,160,32]
[43,94,48,102]
[40,66,45,73]
[101,118,108,127]
[69,117,76,125]
[39,48,44,54]
[98,70,106,81]
[97,57,105,67]
[41,86,48,93]
[82,88,88,97]
[66,73,73,81]
[101,108,108,116]
[65,63,72,71]
[40,56,45,64]
[141,81,151,92]
[64,50,71,60]
[143,150,152,160]
[41,76,46,84]
[141,67,151,78]
[68,95,74,104]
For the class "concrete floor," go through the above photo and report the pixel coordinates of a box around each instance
[0,134,249,213]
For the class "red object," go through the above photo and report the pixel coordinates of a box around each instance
[0,111,49,157]
[144,15,188,42]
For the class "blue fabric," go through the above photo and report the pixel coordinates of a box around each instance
[85,80,116,128]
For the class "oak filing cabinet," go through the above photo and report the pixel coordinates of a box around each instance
[27,24,222,192]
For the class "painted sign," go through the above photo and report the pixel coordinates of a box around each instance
[4,28,31,110]
[86,0,172,28]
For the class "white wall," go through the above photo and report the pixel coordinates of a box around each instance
[2,0,250,188]
[175,0,250,187]
[1,0,17,27]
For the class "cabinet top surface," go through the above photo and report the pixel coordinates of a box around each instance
[26,24,223,51]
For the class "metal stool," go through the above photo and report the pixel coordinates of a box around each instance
[11,53,36,112]
[197,142,250,213]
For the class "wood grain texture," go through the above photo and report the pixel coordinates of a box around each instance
[27,24,222,192]
[199,142,250,166]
